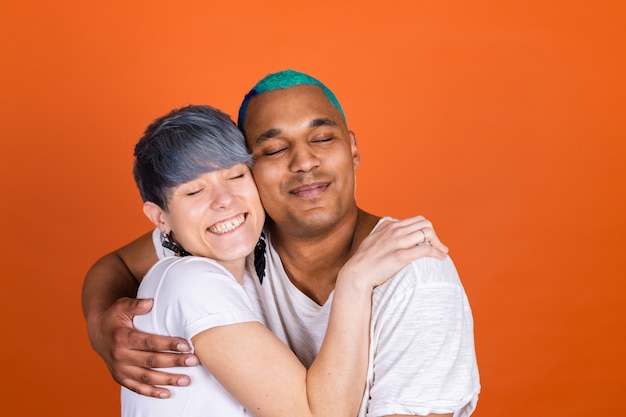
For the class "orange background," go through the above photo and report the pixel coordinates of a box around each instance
[1,1,624,415]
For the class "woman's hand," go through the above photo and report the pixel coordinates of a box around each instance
[340,215,448,288]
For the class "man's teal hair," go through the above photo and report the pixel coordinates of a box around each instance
[237,69,346,129]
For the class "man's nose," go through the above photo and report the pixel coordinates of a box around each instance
[288,144,320,173]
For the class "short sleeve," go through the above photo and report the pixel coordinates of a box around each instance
[366,256,480,417]
[147,257,261,341]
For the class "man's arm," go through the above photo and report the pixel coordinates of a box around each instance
[81,231,199,399]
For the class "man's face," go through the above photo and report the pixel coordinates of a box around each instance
[242,84,360,236]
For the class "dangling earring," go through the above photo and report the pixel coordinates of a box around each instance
[253,232,266,284]
[161,231,192,257]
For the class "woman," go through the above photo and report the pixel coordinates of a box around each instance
[122,104,431,417]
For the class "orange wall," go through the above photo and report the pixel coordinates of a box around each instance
[1,1,624,415]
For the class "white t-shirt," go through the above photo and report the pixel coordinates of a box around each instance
[149,217,481,417]
[121,256,260,417]
[243,218,480,417]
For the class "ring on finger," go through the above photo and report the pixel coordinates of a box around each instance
[420,229,427,244]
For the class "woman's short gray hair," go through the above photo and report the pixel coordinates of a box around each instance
[133,105,253,210]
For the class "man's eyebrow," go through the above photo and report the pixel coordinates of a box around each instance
[254,128,281,146]
[310,118,338,128]
[253,118,339,146]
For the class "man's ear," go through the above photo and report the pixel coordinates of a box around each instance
[143,201,168,232]
[349,131,360,169]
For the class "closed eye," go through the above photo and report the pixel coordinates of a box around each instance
[310,131,336,143]
[265,147,287,156]
[313,137,333,143]
[228,165,250,180]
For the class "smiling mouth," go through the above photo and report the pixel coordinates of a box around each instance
[290,182,329,198]
[208,213,247,235]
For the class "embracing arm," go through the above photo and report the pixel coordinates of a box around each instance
[81,233,151,320]
[81,231,199,399]
[193,276,372,417]
[193,216,433,417]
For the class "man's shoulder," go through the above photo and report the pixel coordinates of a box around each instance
[373,255,463,301]
[406,254,460,284]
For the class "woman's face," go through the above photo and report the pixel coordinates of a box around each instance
[155,164,265,275]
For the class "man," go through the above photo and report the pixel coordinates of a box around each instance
[82,70,480,416]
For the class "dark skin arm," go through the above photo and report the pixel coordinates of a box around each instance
[81,231,199,399]
[82,221,450,400]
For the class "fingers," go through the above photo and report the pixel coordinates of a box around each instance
[401,240,448,260]
[118,297,154,315]
[116,367,191,399]
[374,217,432,248]
[381,216,449,254]
[110,328,199,369]
[345,215,451,288]
[421,227,449,254]
[113,334,199,368]
[122,378,173,399]
[118,327,193,353]
[96,297,200,398]
[110,332,200,398]
[109,299,192,353]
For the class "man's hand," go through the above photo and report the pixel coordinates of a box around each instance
[87,297,200,399]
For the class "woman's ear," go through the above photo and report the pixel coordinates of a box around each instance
[143,201,168,232]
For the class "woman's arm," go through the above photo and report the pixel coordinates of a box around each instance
[81,231,199,399]
[193,216,432,417]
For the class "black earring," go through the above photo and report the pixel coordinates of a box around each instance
[254,232,266,284]
[162,232,192,257]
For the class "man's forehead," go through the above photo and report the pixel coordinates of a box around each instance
[246,85,343,125]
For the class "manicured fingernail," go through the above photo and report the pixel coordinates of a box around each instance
[176,343,190,352]
[158,392,170,399]
[178,378,190,386]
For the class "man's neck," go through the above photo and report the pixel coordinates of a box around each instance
[269,208,380,305]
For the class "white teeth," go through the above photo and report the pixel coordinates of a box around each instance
[209,214,246,234]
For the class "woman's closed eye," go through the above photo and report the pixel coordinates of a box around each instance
[229,172,245,180]
[185,188,203,196]
[227,165,250,180]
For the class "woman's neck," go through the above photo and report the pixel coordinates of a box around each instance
[215,259,247,285]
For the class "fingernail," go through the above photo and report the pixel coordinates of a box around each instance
[158,392,170,399]
[185,357,199,366]
[176,343,190,352]
[178,377,190,386]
